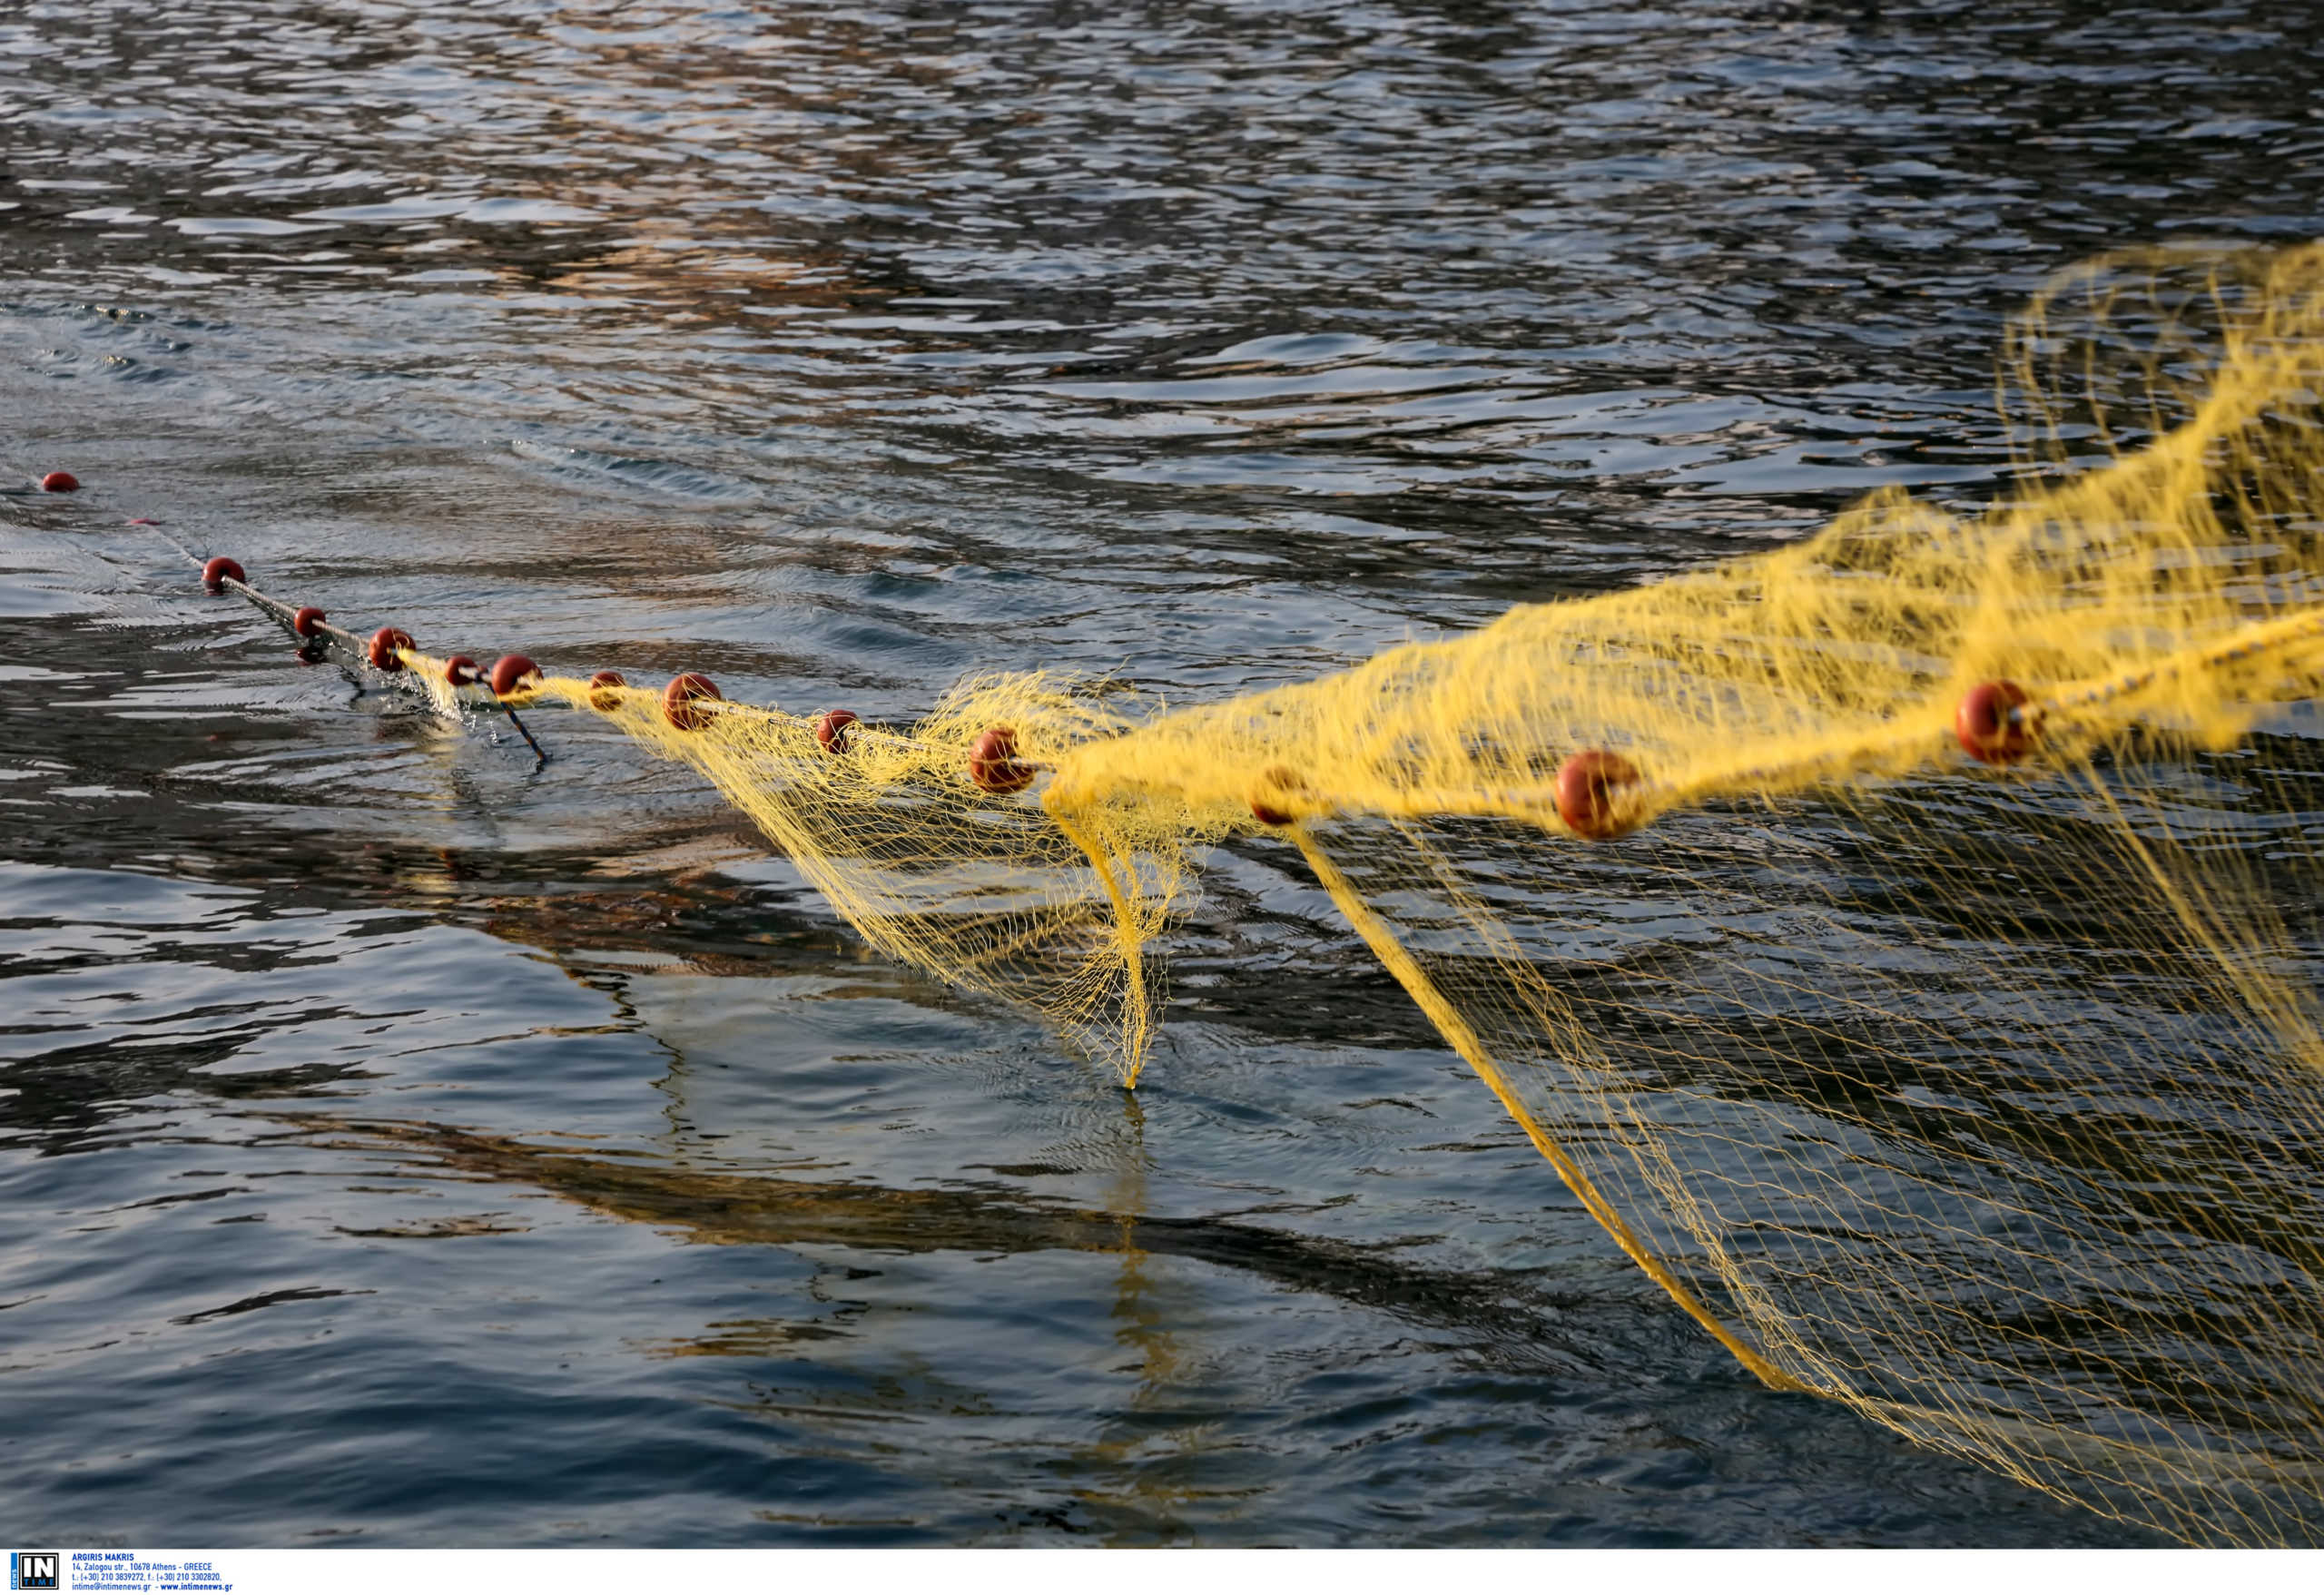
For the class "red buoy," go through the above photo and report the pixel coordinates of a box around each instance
[368,626,414,672]
[1955,679,2037,764]
[663,673,722,731]
[1556,750,1642,841]
[291,606,327,638]
[1250,765,1305,826]
[586,670,626,712]
[40,471,79,493]
[443,655,481,688]
[201,556,245,593]
[969,725,1036,793]
[814,709,860,753]
[488,655,541,697]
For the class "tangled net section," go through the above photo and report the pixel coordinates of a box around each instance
[202,244,2324,1542]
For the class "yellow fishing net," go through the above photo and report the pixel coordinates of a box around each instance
[427,242,2324,1541]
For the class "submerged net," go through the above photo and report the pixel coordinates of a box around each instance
[410,243,2324,1541]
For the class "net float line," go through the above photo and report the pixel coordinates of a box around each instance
[1596,601,2324,832]
[181,546,1063,791]
[152,530,570,765]
[183,555,556,767]
[1213,599,2324,842]
[182,536,2324,852]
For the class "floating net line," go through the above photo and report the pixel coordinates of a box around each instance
[170,241,2324,1543]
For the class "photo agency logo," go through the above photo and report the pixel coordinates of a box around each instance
[8,1553,57,1591]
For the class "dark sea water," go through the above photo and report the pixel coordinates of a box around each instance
[5,0,2319,1547]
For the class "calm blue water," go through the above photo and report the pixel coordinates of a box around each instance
[6,0,2319,1546]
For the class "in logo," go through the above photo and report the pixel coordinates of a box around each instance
[8,1553,57,1592]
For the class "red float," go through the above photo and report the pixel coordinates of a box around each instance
[1249,765,1305,826]
[443,655,481,687]
[368,626,414,671]
[201,556,245,593]
[488,655,541,697]
[586,670,626,711]
[291,606,327,638]
[1556,750,1642,841]
[969,725,1036,793]
[664,673,722,731]
[814,709,860,753]
[40,471,78,493]
[1955,679,2037,764]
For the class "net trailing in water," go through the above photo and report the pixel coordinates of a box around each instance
[212,243,2324,1544]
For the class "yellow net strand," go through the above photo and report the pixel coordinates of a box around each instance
[1290,823,1808,1393]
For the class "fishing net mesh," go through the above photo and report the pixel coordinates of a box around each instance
[428,243,2324,1541]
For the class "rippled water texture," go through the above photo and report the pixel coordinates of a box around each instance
[6,0,2319,1546]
